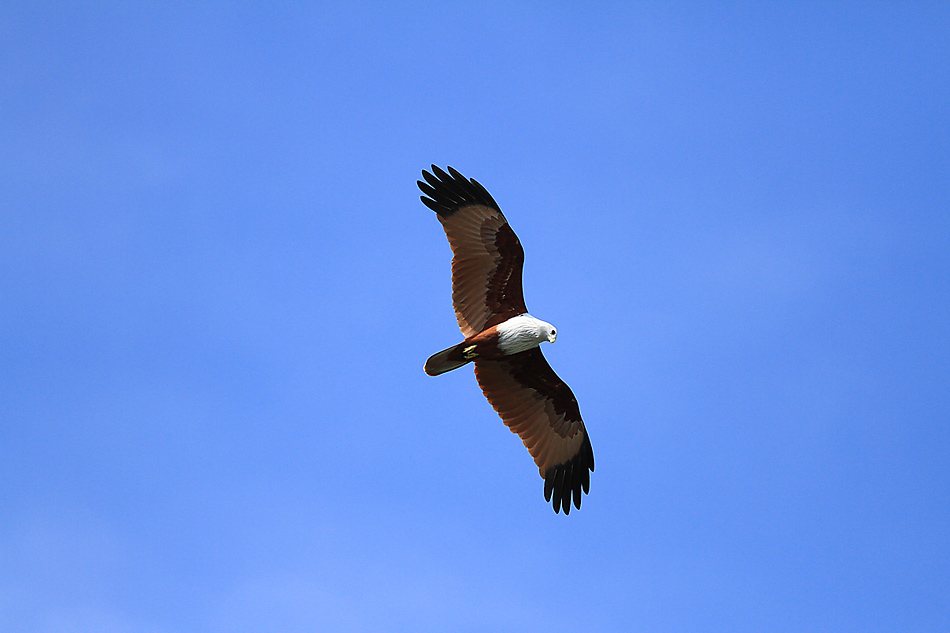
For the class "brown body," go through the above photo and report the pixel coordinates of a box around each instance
[424,324,506,376]
[460,325,506,360]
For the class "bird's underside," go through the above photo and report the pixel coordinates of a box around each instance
[419,165,594,514]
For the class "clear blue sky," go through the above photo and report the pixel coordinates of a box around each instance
[3,3,948,631]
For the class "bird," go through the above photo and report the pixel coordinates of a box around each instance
[419,165,594,514]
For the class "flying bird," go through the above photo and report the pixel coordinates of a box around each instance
[419,166,594,514]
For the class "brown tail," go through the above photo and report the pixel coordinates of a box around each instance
[424,343,472,376]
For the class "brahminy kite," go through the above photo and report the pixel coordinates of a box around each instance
[419,166,594,514]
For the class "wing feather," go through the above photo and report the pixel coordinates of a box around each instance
[474,348,595,514]
[419,166,528,337]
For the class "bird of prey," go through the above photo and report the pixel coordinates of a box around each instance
[419,166,594,514]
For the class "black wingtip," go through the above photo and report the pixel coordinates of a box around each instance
[417,165,501,217]
[544,433,595,514]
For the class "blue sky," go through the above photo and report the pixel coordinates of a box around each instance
[2,2,948,631]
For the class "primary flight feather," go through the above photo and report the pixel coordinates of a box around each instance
[420,166,594,514]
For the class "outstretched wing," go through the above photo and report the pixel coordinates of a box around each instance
[418,166,527,338]
[474,348,594,514]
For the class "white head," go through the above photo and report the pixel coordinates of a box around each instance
[541,320,557,343]
[496,314,558,355]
